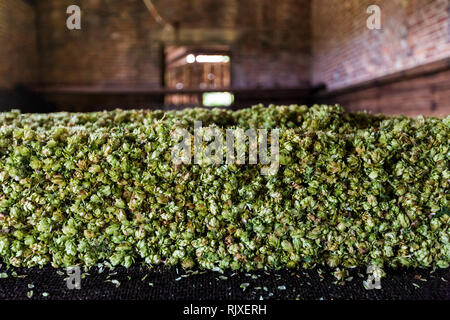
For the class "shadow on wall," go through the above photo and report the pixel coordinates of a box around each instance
[0,85,54,113]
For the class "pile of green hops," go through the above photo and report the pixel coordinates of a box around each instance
[0,105,448,274]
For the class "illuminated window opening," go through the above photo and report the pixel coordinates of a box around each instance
[164,46,231,107]
[203,92,234,107]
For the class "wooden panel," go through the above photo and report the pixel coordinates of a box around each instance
[316,59,450,116]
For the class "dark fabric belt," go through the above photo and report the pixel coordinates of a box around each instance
[0,265,448,300]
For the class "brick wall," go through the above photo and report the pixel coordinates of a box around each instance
[36,0,161,87]
[36,0,311,89]
[2,0,450,115]
[0,0,37,89]
[312,0,450,90]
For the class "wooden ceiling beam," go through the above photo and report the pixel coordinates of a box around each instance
[142,0,170,27]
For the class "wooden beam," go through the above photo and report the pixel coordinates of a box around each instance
[142,0,170,27]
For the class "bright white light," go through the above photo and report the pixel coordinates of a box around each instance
[203,92,234,107]
[196,55,230,63]
[186,54,196,63]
